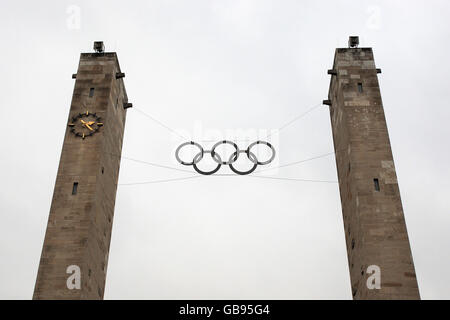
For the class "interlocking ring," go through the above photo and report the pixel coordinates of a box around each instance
[211,140,239,165]
[193,150,222,175]
[175,140,276,176]
[246,141,276,165]
[229,150,258,175]
[175,141,204,165]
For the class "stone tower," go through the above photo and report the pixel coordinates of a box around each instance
[33,42,131,299]
[324,37,419,299]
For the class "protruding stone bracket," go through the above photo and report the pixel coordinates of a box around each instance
[328,69,337,75]
[72,74,77,79]
[376,68,382,74]
[116,72,125,79]
[123,102,133,109]
[323,100,332,106]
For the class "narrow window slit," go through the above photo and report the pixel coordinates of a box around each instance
[374,178,380,191]
[357,83,363,93]
[89,88,95,97]
[72,182,78,195]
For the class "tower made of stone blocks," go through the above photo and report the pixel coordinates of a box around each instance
[33,44,130,299]
[325,39,420,299]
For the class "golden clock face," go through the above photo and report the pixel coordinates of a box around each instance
[68,111,103,139]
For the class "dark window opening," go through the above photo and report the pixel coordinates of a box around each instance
[72,182,78,195]
[357,83,363,93]
[374,178,380,191]
[89,88,95,97]
[101,167,104,174]
[351,238,355,249]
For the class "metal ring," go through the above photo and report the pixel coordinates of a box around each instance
[193,150,222,175]
[246,141,276,165]
[228,150,258,175]
[211,140,240,165]
[175,141,204,166]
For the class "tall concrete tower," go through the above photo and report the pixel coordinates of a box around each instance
[324,37,419,299]
[33,42,131,299]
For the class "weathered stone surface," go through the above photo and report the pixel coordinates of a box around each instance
[33,52,128,300]
[328,47,420,300]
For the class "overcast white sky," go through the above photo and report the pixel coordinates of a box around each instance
[1,0,450,299]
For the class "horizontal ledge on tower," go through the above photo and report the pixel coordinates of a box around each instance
[323,100,332,106]
[123,102,133,109]
[116,72,125,79]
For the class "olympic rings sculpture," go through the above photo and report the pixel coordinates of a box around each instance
[175,140,276,175]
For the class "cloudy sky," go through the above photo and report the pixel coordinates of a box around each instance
[1,0,449,299]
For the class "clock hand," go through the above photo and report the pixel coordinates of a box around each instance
[79,119,94,131]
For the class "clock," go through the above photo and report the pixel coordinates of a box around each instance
[68,110,103,139]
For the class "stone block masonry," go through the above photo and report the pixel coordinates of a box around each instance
[327,46,420,299]
[33,51,129,299]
